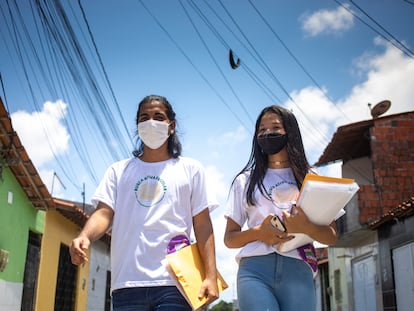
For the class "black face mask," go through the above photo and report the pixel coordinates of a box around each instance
[257,133,287,155]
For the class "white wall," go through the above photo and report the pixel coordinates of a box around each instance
[86,240,111,311]
[0,280,23,311]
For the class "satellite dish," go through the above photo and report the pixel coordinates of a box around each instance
[369,100,391,118]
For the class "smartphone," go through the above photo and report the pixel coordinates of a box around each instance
[270,215,286,232]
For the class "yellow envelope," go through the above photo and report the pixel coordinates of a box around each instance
[165,243,228,310]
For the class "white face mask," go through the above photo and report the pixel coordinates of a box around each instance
[138,119,170,149]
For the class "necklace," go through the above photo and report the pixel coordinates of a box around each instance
[269,159,290,165]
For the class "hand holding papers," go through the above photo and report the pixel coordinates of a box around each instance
[165,243,228,310]
[278,173,359,252]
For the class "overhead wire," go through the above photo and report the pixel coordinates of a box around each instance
[35,2,102,188]
[8,0,86,190]
[2,0,81,190]
[2,0,136,195]
[247,0,352,124]
[77,0,134,147]
[0,3,37,109]
[35,0,102,184]
[37,0,131,163]
[190,1,285,105]
[334,0,414,59]
[217,0,295,104]
[186,0,330,153]
[243,1,379,178]
[137,0,249,129]
[349,0,414,58]
[210,1,378,182]
[181,0,254,126]
[3,0,402,189]
[0,73,10,114]
[216,0,331,149]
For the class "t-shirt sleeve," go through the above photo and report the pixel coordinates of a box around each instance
[225,174,247,227]
[91,164,118,210]
[189,159,219,216]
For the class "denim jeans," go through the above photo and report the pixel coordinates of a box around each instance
[237,253,316,311]
[112,286,192,311]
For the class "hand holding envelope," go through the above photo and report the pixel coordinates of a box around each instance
[165,243,228,310]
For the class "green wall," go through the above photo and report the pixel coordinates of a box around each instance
[0,166,45,282]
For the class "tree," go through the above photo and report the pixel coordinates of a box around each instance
[209,300,233,311]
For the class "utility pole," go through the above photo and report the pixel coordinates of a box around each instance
[82,182,85,211]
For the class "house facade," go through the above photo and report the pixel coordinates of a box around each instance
[0,97,111,310]
[52,199,112,311]
[315,110,414,311]
[0,98,52,310]
[0,156,46,310]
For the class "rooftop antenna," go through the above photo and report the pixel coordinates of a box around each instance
[368,100,391,118]
[51,172,66,196]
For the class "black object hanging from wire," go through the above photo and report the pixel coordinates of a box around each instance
[229,49,240,69]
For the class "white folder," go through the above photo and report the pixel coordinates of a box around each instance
[279,174,359,252]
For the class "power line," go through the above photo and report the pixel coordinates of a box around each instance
[334,0,414,59]
[0,73,10,114]
[137,0,249,128]
[402,0,414,5]
[349,0,414,57]
[182,0,254,126]
[77,0,134,147]
[247,0,352,124]
[191,0,284,104]
[216,0,332,148]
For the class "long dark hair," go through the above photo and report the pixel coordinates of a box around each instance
[233,105,311,206]
[132,95,182,158]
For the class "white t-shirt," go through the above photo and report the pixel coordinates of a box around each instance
[92,156,218,291]
[226,168,303,263]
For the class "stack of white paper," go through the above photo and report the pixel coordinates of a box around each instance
[279,174,359,252]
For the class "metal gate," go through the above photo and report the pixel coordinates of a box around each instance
[393,242,414,311]
[352,255,377,311]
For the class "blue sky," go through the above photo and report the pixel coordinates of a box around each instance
[1,0,414,302]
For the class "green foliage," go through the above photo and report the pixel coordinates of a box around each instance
[208,300,233,311]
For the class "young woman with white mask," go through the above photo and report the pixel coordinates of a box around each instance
[70,95,219,310]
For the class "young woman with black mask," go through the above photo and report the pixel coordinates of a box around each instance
[224,105,338,311]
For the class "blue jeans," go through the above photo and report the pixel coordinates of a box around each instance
[112,286,192,311]
[237,253,316,311]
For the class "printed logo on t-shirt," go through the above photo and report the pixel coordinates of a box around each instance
[267,180,297,210]
[134,175,167,207]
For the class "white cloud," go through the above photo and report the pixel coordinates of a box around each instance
[337,39,414,126]
[207,126,250,160]
[205,165,228,203]
[285,40,414,164]
[287,86,339,161]
[208,125,248,148]
[301,4,354,37]
[11,100,70,168]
